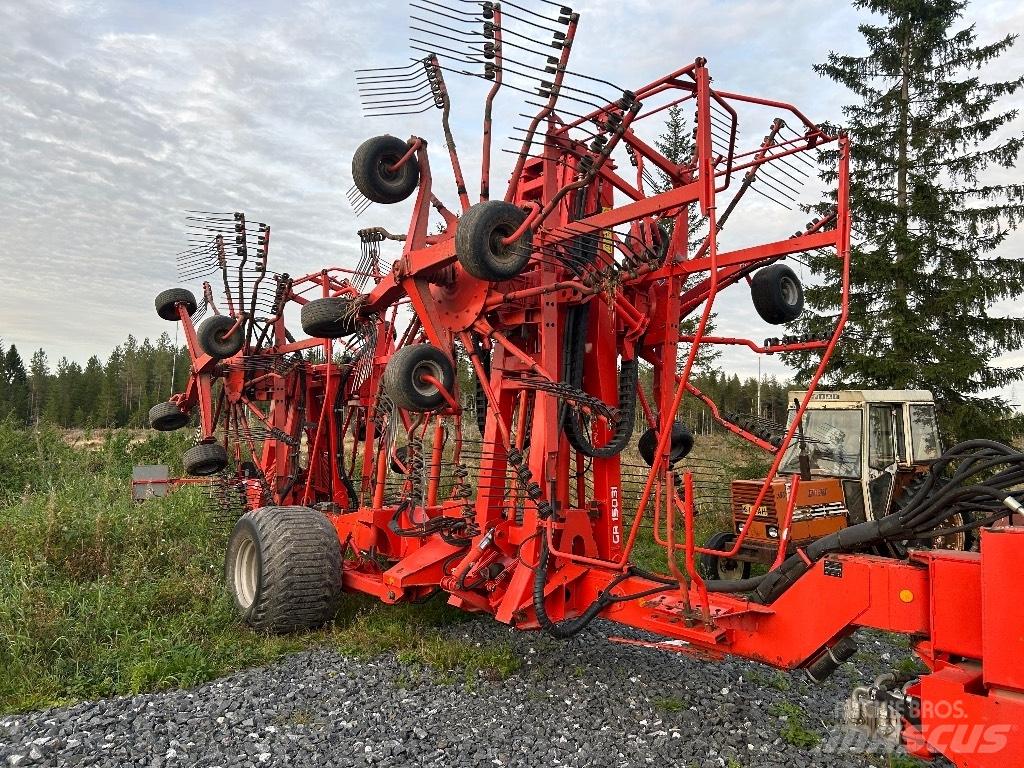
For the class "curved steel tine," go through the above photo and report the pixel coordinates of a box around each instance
[411,1,483,25]
[364,105,439,117]
[360,91,436,108]
[409,22,483,47]
[354,60,422,75]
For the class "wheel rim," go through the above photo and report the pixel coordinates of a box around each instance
[717,557,745,581]
[412,359,445,398]
[780,276,799,306]
[377,154,400,182]
[934,513,967,551]
[233,537,259,609]
[488,224,522,267]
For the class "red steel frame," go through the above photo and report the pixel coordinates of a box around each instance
[162,55,1024,767]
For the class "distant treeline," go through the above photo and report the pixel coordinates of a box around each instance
[0,334,791,431]
[0,335,191,429]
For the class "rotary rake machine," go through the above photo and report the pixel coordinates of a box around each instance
[147,3,1024,764]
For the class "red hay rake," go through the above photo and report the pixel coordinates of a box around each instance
[148,4,1024,765]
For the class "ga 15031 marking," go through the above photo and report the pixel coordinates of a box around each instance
[610,486,621,545]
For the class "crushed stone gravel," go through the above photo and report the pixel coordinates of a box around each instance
[1,618,943,767]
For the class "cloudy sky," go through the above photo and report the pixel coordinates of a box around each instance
[1,0,1021,403]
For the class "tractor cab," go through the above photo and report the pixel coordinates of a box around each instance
[705,390,943,581]
[779,390,941,524]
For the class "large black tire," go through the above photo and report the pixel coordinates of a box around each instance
[750,263,804,324]
[225,506,342,633]
[637,421,694,467]
[183,442,228,476]
[700,531,752,582]
[382,344,456,412]
[155,288,197,321]
[455,201,533,281]
[301,297,360,339]
[198,315,244,359]
[148,401,190,432]
[352,135,419,204]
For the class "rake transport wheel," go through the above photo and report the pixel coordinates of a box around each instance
[148,401,190,431]
[455,201,533,282]
[750,263,804,324]
[300,297,360,339]
[700,531,753,582]
[183,442,229,476]
[637,421,695,467]
[155,288,197,321]
[382,344,456,412]
[225,506,342,633]
[198,315,244,359]
[352,135,420,204]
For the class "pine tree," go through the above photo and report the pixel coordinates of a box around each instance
[3,345,30,423]
[654,105,722,379]
[28,349,49,426]
[793,0,1024,442]
[654,104,706,253]
[0,340,6,415]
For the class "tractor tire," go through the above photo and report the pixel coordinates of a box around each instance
[455,200,533,282]
[700,531,752,582]
[382,344,456,412]
[301,297,360,339]
[637,421,694,467]
[148,401,190,432]
[198,315,244,359]
[155,288,197,321]
[183,442,228,476]
[750,263,803,324]
[352,135,419,204]
[225,506,342,633]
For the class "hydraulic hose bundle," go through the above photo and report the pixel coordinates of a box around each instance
[755,440,1024,603]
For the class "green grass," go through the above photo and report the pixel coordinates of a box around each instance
[769,701,821,749]
[652,695,688,712]
[0,421,518,715]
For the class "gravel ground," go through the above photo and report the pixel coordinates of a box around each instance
[1,618,924,768]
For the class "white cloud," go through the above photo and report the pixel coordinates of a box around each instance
[0,0,1020,409]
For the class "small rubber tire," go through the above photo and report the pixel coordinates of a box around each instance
[198,315,244,359]
[700,531,752,582]
[183,442,228,476]
[390,444,410,474]
[455,201,533,282]
[301,297,360,339]
[352,135,419,204]
[225,506,342,633]
[382,344,456,412]
[638,422,695,467]
[155,288,197,321]
[148,401,189,432]
[751,263,803,324]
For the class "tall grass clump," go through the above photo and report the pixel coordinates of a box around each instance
[0,421,518,715]
[0,421,309,713]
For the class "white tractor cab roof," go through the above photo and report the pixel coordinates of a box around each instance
[789,390,935,406]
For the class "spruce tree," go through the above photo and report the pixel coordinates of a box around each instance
[792,0,1024,441]
[3,345,30,424]
[654,105,722,378]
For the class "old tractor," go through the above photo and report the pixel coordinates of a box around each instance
[703,390,975,580]
[147,3,1024,765]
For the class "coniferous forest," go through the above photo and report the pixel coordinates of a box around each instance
[0,335,192,429]
[0,333,792,433]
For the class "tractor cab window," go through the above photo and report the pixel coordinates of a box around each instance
[910,404,941,461]
[868,405,898,470]
[781,408,863,479]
